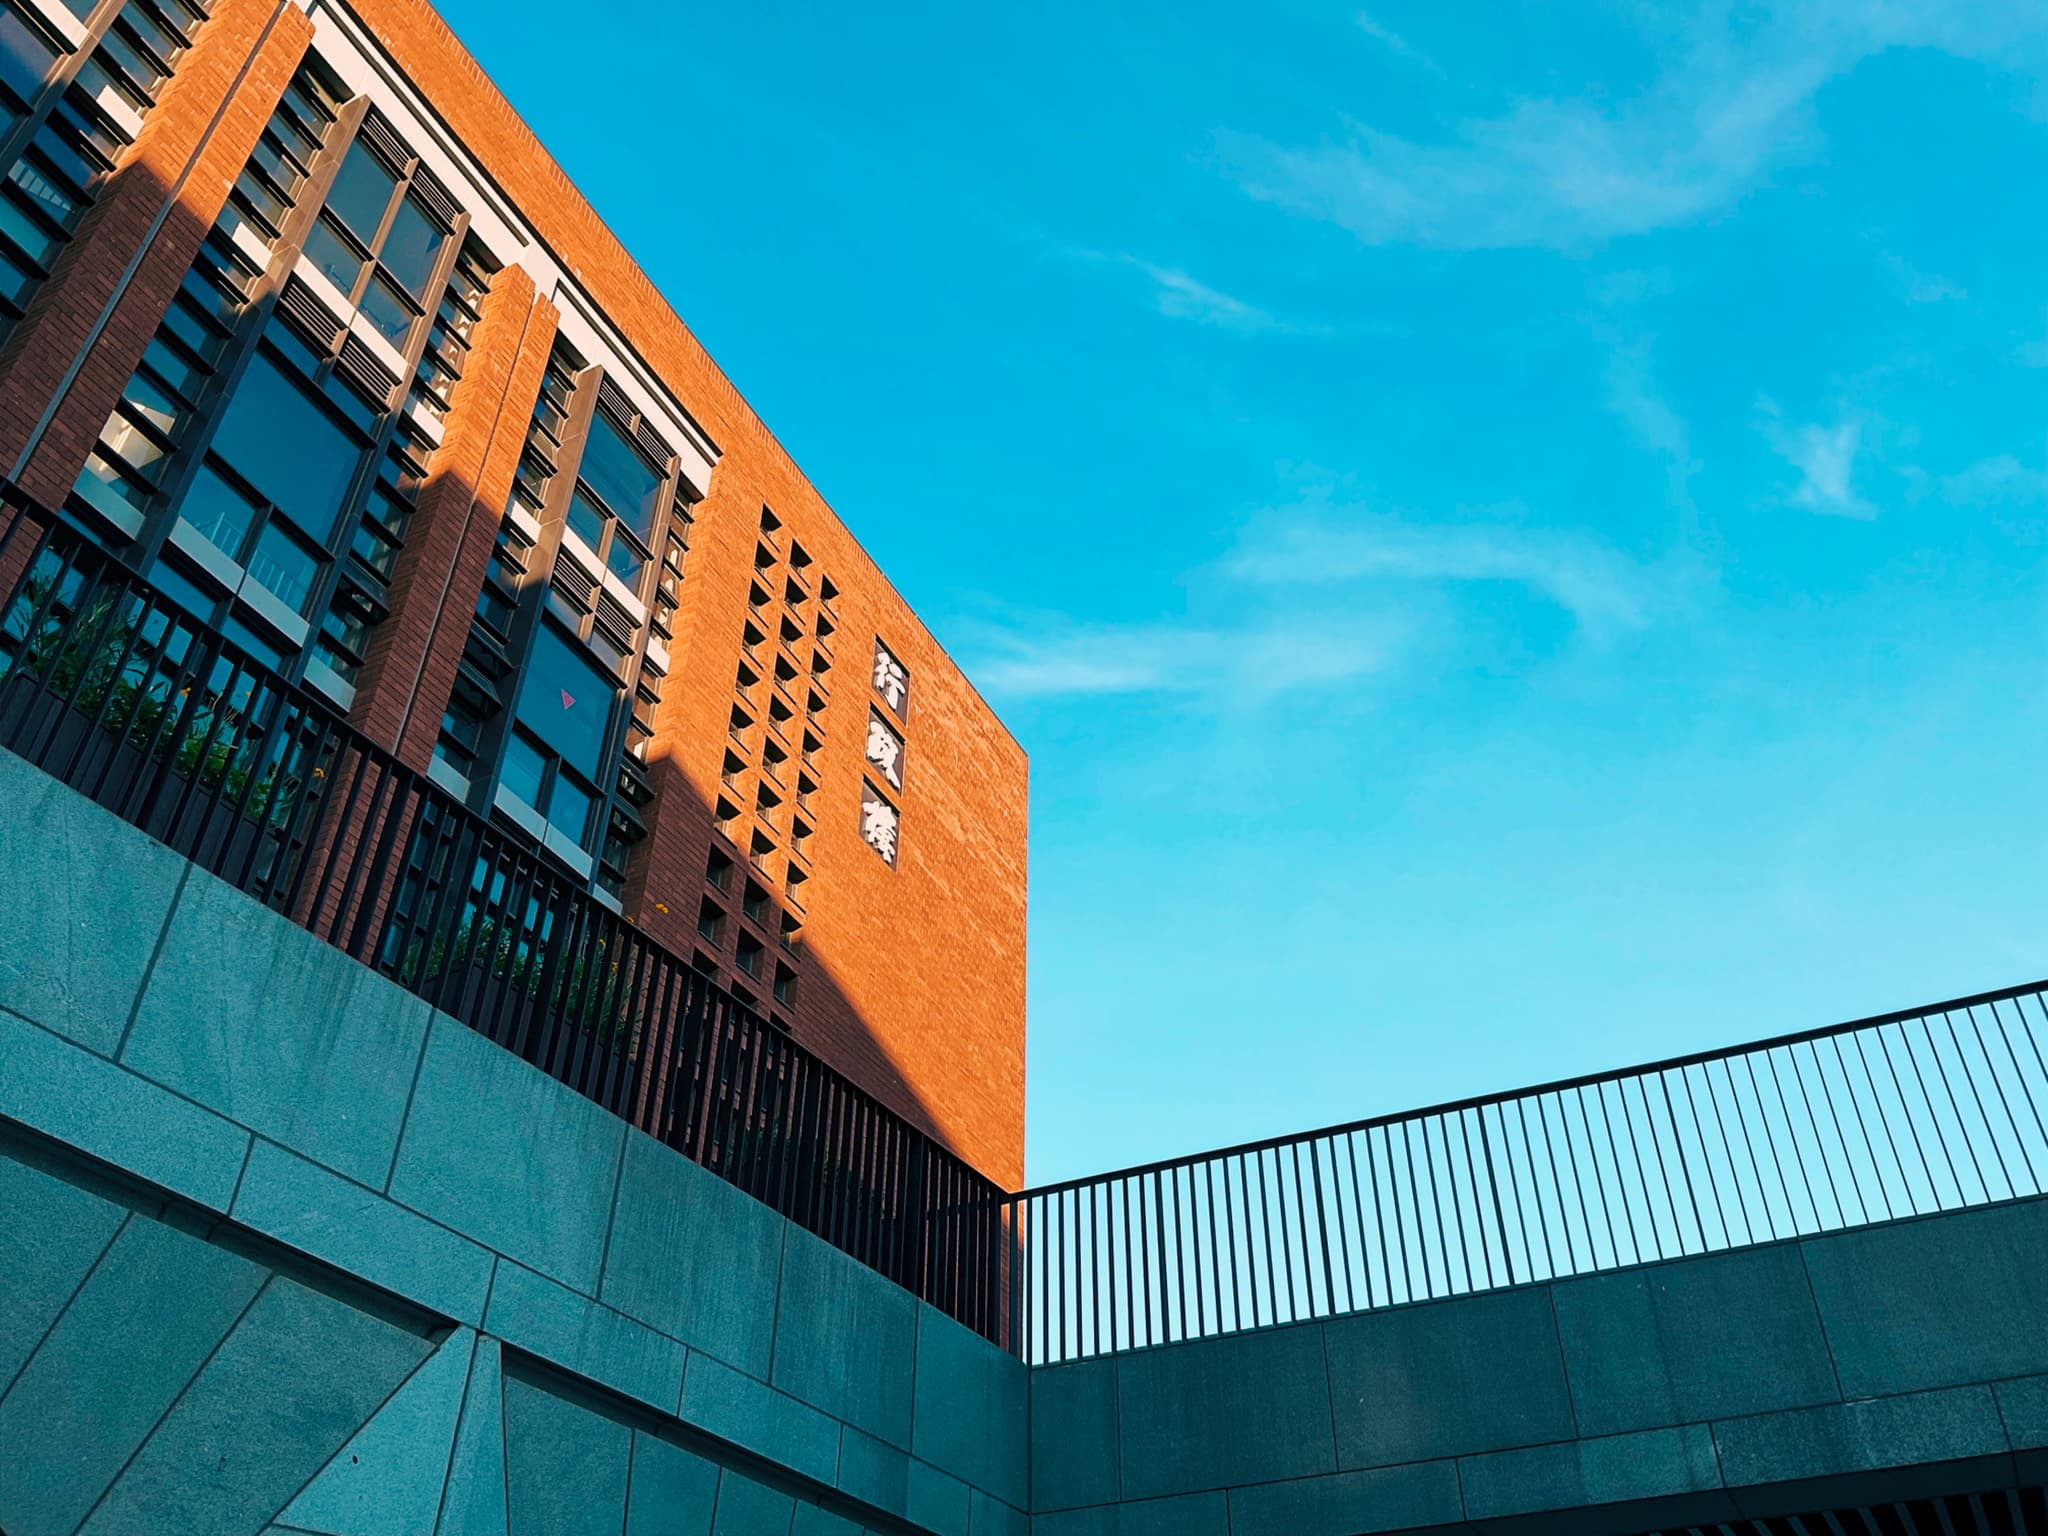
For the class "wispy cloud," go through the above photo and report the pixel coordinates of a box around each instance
[958,609,1404,702]
[1221,3,2048,250]
[1126,259,1279,332]
[1883,253,1966,304]
[1606,342,1700,519]
[1355,12,1442,75]
[1061,246,1314,335]
[1935,452,2048,506]
[1763,409,1871,517]
[959,488,1664,703]
[1227,509,1655,637]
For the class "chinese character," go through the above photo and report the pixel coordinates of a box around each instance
[865,713,904,789]
[860,783,899,865]
[872,640,908,715]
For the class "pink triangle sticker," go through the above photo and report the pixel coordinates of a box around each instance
[560,689,575,710]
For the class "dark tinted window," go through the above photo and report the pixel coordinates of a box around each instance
[578,411,661,542]
[323,142,396,242]
[379,196,443,298]
[0,8,56,108]
[514,623,616,780]
[207,352,365,541]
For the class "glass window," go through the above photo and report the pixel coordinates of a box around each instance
[603,535,644,588]
[206,351,365,542]
[577,411,661,542]
[245,520,319,612]
[379,196,443,298]
[323,142,396,243]
[358,271,414,344]
[514,623,616,781]
[563,487,605,549]
[301,216,364,291]
[499,731,545,806]
[545,772,592,842]
[0,9,56,109]
[180,465,259,559]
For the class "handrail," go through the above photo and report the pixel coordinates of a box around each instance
[1004,978,2048,1363]
[7,482,2045,1369]
[0,488,1012,1345]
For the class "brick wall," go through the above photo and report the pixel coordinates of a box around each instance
[0,0,312,500]
[0,0,1029,1188]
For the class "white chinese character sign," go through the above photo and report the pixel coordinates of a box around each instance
[871,638,909,719]
[859,780,899,866]
[865,710,905,791]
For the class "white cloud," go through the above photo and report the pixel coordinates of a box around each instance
[1227,510,1654,636]
[1355,13,1442,75]
[1127,260,1278,332]
[1222,2,2048,250]
[1883,253,1966,303]
[961,492,1663,704]
[1936,453,2048,506]
[960,610,1403,702]
[1765,414,1871,517]
[1607,344,1700,517]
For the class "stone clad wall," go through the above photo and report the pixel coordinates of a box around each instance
[6,746,2048,1536]
[0,747,1027,1536]
[1029,1182,2048,1535]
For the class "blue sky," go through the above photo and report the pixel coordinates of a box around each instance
[439,0,2048,1184]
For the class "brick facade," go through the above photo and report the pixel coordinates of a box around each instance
[0,0,1026,1185]
[0,0,312,499]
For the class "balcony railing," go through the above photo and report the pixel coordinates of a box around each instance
[1004,979,2048,1363]
[7,483,2048,1370]
[0,488,1010,1345]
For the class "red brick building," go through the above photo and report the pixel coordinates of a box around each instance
[0,0,1026,1185]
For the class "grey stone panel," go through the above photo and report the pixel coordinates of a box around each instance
[712,1471,795,1536]
[0,745,186,1055]
[1552,1245,1838,1436]
[1994,1373,2048,1449]
[600,1130,785,1379]
[233,1139,495,1326]
[680,1353,842,1487]
[0,1210,266,1535]
[280,1326,475,1536]
[911,1303,1029,1508]
[504,1373,632,1536]
[0,1006,250,1211]
[1029,1360,1118,1512]
[837,1426,913,1520]
[1112,1323,1335,1501]
[388,1015,626,1296]
[484,1260,687,1413]
[78,1273,432,1536]
[1711,1385,2013,1496]
[0,1145,127,1386]
[122,874,432,1189]
[1225,1460,1466,1536]
[627,1432,721,1536]
[771,1224,916,1449]
[2000,1375,2048,1485]
[1028,1493,1231,1536]
[439,1334,509,1536]
[1457,1423,1727,1525]
[1801,1201,2048,1398]
[791,1504,863,1536]
[968,1490,1028,1536]
[1325,1287,1576,1470]
[836,1429,970,1536]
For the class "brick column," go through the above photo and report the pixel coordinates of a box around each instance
[0,0,312,502]
[349,266,558,768]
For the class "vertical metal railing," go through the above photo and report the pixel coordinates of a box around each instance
[0,487,1016,1346]
[1007,984,2048,1363]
